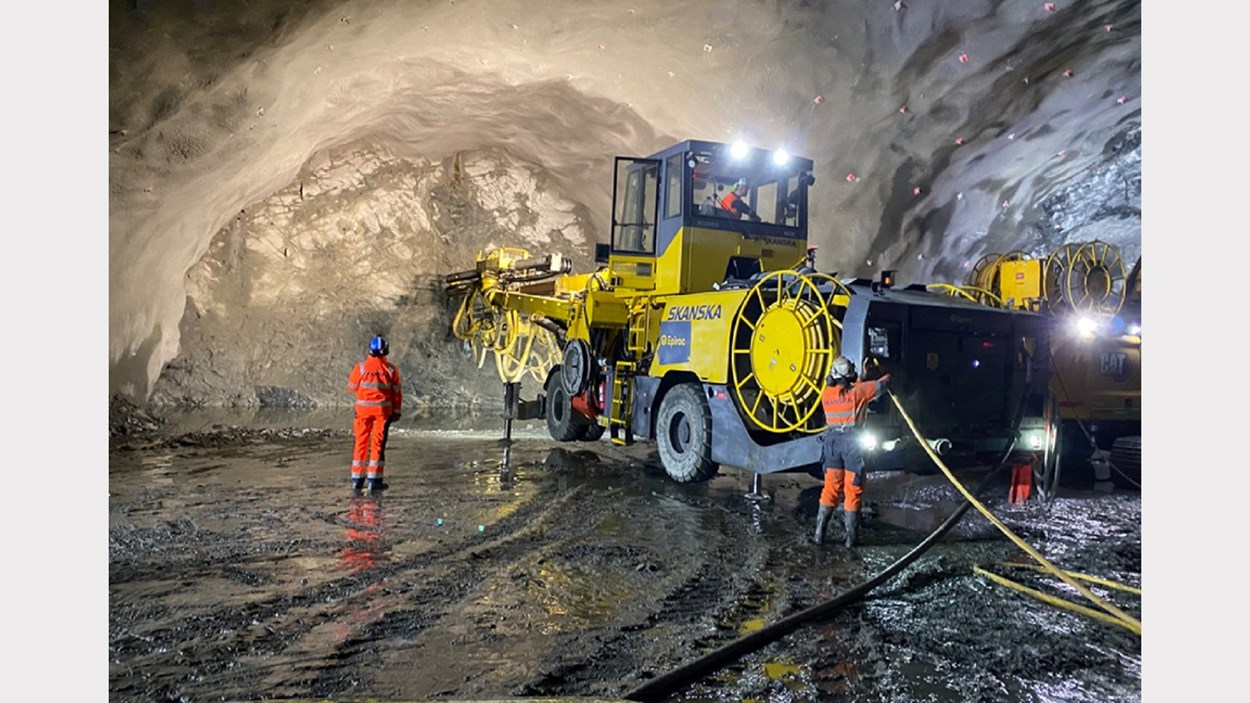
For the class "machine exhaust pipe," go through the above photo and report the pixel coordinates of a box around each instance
[926,438,952,456]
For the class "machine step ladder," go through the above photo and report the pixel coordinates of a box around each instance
[608,305,650,445]
[609,360,635,446]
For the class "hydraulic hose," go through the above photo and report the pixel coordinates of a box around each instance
[624,388,1028,703]
[624,469,999,702]
[971,563,1141,632]
[889,393,1142,636]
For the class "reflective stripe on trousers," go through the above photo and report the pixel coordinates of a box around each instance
[351,410,390,479]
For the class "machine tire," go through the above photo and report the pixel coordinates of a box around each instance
[655,383,719,483]
[561,339,592,395]
[545,368,581,442]
[1109,435,1142,488]
[577,422,606,442]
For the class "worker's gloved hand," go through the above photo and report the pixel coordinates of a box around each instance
[749,213,762,222]
[863,355,884,377]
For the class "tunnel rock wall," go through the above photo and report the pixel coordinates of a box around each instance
[149,143,591,408]
[110,0,1141,406]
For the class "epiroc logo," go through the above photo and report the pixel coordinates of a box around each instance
[666,304,723,321]
[658,321,691,365]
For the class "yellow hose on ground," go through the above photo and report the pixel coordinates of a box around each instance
[888,392,1142,636]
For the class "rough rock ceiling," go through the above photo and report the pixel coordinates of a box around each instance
[108,0,1141,405]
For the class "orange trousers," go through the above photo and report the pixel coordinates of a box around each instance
[351,411,391,480]
[819,468,864,512]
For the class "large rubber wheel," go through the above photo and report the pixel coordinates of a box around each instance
[545,368,581,442]
[577,422,606,442]
[561,339,592,395]
[1109,435,1141,488]
[655,383,719,483]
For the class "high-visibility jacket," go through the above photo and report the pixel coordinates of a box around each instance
[821,374,890,429]
[720,191,744,215]
[347,355,403,416]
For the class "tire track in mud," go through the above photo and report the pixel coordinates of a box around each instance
[299,482,631,697]
[515,499,886,701]
[110,473,587,700]
[511,493,779,698]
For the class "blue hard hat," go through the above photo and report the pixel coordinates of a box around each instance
[369,335,389,356]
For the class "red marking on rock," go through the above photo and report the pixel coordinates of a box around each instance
[1105,23,1114,31]
[1063,68,1073,78]
[1117,95,1127,105]
[899,105,908,114]
[846,173,858,183]
[814,95,825,104]
[913,187,922,196]
[1058,149,1066,157]
[959,53,969,63]
[955,137,965,145]
[1001,200,1010,208]
[1044,3,1055,11]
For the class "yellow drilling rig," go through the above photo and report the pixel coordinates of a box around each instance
[444,140,1057,486]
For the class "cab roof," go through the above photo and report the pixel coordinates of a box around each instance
[642,140,815,173]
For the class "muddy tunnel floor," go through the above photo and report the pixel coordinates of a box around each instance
[108,411,1141,702]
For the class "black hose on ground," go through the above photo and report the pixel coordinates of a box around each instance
[623,389,1027,703]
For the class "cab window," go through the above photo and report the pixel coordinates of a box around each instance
[686,149,807,229]
[665,155,683,219]
[612,158,659,254]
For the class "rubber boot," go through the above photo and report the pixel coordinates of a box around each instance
[843,509,859,548]
[351,477,364,495]
[368,477,388,494]
[813,504,833,544]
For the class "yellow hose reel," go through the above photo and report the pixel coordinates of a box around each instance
[729,271,850,433]
[1044,240,1127,315]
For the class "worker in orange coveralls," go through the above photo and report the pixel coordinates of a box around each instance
[346,335,402,495]
[719,177,762,221]
[813,356,890,548]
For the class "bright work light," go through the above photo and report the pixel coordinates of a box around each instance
[1075,316,1098,338]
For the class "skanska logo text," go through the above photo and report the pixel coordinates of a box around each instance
[666,304,723,321]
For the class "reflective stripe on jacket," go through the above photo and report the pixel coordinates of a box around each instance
[821,375,890,428]
[347,356,403,414]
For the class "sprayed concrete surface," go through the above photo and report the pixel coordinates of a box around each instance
[109,411,1140,702]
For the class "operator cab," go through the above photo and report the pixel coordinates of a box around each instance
[601,140,815,296]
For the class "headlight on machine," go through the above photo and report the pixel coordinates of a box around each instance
[1021,429,1045,451]
[1074,315,1099,339]
[859,431,878,452]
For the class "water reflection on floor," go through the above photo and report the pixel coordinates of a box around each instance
[109,409,1140,703]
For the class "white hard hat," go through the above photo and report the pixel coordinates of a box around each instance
[829,356,855,381]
